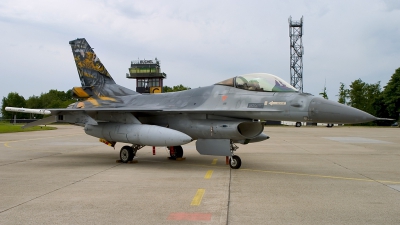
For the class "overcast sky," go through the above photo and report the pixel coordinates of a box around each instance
[1,0,399,103]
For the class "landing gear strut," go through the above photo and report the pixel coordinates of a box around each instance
[229,141,242,169]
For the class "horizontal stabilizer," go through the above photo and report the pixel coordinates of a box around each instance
[22,116,57,129]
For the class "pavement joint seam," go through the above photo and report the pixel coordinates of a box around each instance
[0,153,62,167]
[0,163,121,214]
[330,162,400,193]
[0,134,81,145]
[226,167,232,225]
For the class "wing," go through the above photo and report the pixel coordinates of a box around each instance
[6,106,280,115]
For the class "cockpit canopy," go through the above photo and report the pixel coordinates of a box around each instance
[215,73,298,92]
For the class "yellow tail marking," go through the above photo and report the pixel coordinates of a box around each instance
[73,87,90,98]
[87,98,99,106]
[99,96,117,102]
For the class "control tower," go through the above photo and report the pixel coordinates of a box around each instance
[127,58,167,93]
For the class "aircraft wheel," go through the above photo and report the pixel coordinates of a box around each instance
[327,124,334,128]
[229,155,242,169]
[120,146,134,163]
[170,146,183,158]
[295,122,302,127]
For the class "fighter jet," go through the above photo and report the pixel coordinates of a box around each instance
[6,38,378,169]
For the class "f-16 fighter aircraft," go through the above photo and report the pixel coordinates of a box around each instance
[6,38,378,169]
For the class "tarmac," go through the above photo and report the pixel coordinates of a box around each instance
[0,125,399,224]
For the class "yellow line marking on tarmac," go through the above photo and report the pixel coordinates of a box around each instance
[141,159,400,184]
[239,168,400,184]
[191,189,205,206]
[204,170,213,179]
[211,159,217,165]
[4,142,10,148]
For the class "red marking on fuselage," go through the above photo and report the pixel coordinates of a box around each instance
[222,95,228,101]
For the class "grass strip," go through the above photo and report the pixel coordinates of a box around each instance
[0,122,56,133]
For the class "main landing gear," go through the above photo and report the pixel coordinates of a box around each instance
[119,145,144,163]
[168,146,183,159]
[118,143,243,169]
[229,141,242,169]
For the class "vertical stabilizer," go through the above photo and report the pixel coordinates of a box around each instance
[69,38,138,100]
[69,38,116,88]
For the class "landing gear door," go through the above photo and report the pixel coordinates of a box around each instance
[196,139,231,156]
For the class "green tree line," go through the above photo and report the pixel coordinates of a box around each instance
[163,84,191,92]
[1,90,76,119]
[334,67,400,125]
[2,85,192,120]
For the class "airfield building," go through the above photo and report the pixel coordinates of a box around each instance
[127,58,167,94]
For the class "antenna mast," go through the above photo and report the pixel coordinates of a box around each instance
[288,16,304,92]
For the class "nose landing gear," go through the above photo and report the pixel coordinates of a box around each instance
[229,141,242,169]
[229,155,242,169]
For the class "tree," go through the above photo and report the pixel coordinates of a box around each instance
[364,81,382,116]
[26,95,43,109]
[382,67,400,121]
[348,79,368,111]
[319,86,328,99]
[26,95,45,119]
[163,85,191,93]
[39,89,76,108]
[348,79,383,125]
[337,82,349,104]
[1,92,28,119]
[2,89,76,120]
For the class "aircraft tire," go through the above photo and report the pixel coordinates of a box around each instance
[120,146,134,163]
[295,122,302,127]
[327,124,334,128]
[170,146,183,158]
[229,155,242,169]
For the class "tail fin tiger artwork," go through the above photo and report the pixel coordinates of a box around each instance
[5,38,382,169]
[69,38,137,99]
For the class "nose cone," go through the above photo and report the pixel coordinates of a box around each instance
[308,97,376,124]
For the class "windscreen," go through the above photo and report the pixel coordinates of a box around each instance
[234,73,297,92]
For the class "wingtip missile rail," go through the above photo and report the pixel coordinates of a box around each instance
[5,107,51,115]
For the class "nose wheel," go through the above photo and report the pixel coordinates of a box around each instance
[229,141,242,169]
[229,155,242,169]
